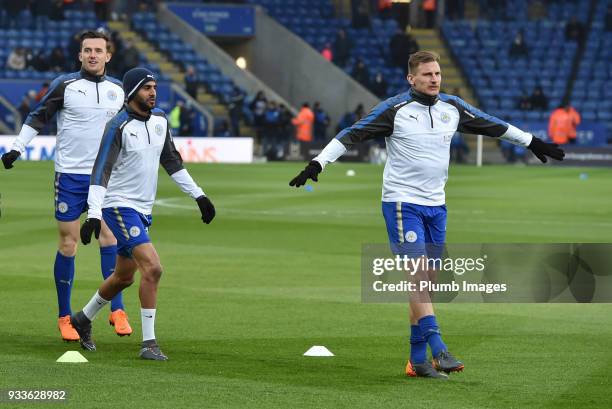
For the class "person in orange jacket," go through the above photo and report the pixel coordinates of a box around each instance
[548,103,581,144]
[292,103,315,142]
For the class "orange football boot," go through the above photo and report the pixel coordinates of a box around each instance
[58,315,79,341]
[109,309,133,336]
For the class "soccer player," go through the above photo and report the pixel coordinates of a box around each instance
[0,31,133,340]
[70,67,216,360]
[289,51,564,379]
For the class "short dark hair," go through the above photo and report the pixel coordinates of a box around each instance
[79,30,110,51]
[408,51,440,74]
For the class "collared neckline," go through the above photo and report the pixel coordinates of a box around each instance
[125,103,151,121]
[80,68,106,83]
[409,88,439,106]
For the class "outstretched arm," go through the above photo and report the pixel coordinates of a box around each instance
[289,99,396,187]
[2,76,66,169]
[446,95,564,163]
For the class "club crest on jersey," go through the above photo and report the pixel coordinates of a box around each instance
[107,89,118,101]
[440,111,451,123]
[405,231,418,243]
[129,226,141,237]
[155,124,163,136]
[57,202,68,213]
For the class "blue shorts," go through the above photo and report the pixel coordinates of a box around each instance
[54,172,90,221]
[102,207,152,258]
[381,201,447,258]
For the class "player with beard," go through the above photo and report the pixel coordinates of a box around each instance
[70,68,216,360]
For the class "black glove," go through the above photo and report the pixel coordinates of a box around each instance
[528,136,565,163]
[289,160,322,187]
[1,150,20,169]
[80,218,101,245]
[196,195,216,224]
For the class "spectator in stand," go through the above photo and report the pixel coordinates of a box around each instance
[94,0,110,22]
[450,133,469,163]
[351,58,370,88]
[50,0,65,21]
[335,103,364,134]
[527,0,547,20]
[389,28,419,73]
[377,0,393,19]
[121,39,141,76]
[278,104,293,141]
[5,1,27,29]
[7,48,27,71]
[371,72,388,98]
[351,0,371,28]
[48,47,68,72]
[180,102,195,137]
[332,29,353,67]
[321,43,333,62]
[313,102,330,142]
[565,17,585,43]
[29,50,49,72]
[292,103,314,143]
[184,65,199,99]
[517,90,532,110]
[548,103,581,145]
[263,101,281,152]
[509,31,529,58]
[250,91,268,143]
[228,86,245,136]
[250,90,267,127]
[35,82,50,103]
[67,31,82,71]
[445,0,465,20]
[18,90,37,123]
[606,4,612,31]
[423,0,437,29]
[529,86,548,111]
[214,119,231,137]
[169,100,182,136]
[355,103,365,121]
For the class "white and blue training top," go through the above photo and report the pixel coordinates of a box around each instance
[12,69,125,174]
[314,88,533,206]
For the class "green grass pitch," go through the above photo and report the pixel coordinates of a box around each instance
[0,161,611,408]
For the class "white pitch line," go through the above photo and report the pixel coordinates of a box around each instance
[154,198,612,227]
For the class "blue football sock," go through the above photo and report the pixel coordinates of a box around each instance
[410,324,427,364]
[418,315,447,357]
[54,251,75,317]
[100,245,123,312]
